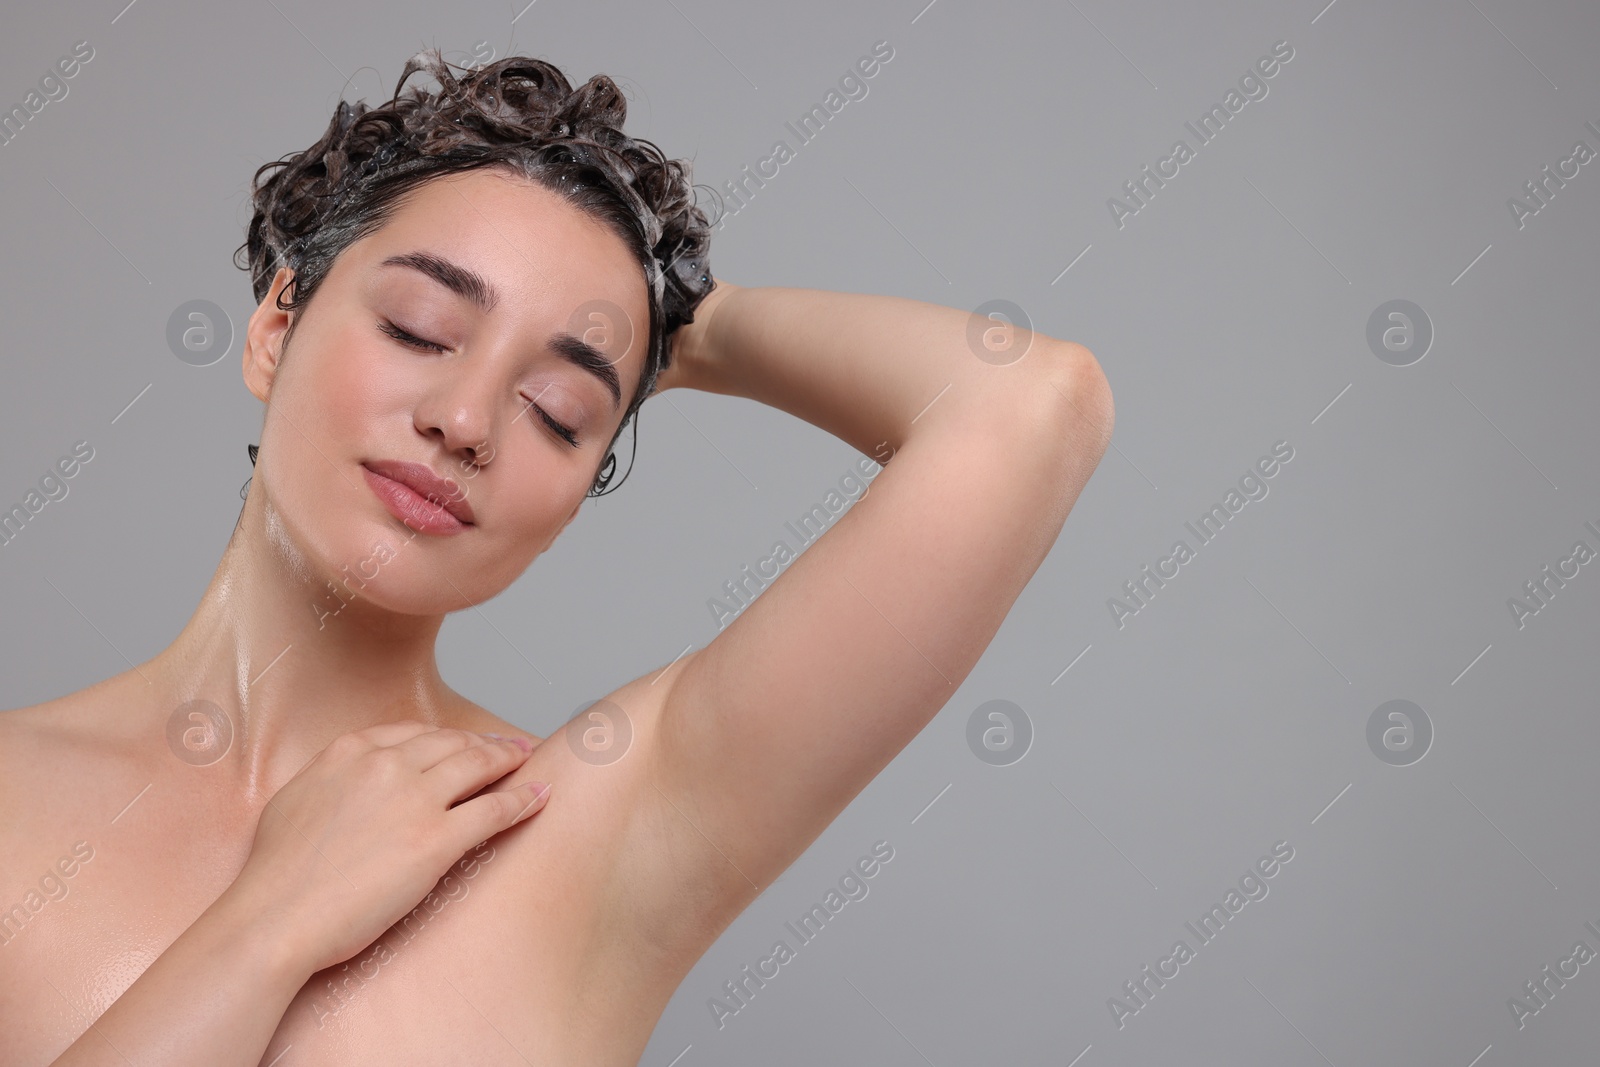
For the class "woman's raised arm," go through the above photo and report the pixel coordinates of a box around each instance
[649,281,1114,892]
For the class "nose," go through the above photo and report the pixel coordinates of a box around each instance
[414,362,498,467]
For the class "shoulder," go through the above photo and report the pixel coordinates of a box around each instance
[0,696,89,795]
[0,676,156,855]
[0,700,89,883]
[2,671,149,766]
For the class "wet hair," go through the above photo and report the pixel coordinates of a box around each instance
[234,47,717,496]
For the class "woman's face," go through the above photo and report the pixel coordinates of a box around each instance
[241,167,650,615]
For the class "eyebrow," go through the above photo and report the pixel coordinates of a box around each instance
[379,251,623,411]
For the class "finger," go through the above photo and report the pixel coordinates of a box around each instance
[310,720,436,769]
[342,720,436,749]
[449,779,550,845]
[423,737,535,803]
[386,727,511,771]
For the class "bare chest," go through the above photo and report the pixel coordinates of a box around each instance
[258,826,664,1067]
[1,752,701,1067]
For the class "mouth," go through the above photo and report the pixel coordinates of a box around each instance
[361,459,476,535]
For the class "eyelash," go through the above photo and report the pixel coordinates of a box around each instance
[377,319,582,448]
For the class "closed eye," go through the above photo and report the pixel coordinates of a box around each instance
[377,319,446,353]
[379,320,582,448]
[519,392,581,448]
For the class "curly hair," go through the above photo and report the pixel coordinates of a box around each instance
[234,47,718,496]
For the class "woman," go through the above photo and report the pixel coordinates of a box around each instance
[0,48,1113,1065]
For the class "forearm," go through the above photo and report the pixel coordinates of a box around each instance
[675,282,1097,456]
[49,885,309,1067]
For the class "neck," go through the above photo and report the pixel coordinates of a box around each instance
[143,493,466,800]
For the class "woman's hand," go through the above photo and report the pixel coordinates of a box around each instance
[653,277,742,395]
[43,722,548,1067]
[226,721,549,976]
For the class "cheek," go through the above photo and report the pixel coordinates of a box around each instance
[311,330,406,429]
[497,475,583,551]
[259,330,405,555]
[432,488,580,606]
[474,459,588,564]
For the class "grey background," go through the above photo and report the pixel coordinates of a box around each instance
[2,0,1597,1064]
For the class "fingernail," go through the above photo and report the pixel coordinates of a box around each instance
[512,737,532,752]
[527,780,550,799]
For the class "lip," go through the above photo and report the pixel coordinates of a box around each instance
[361,459,476,534]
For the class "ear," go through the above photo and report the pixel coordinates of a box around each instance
[242,268,297,403]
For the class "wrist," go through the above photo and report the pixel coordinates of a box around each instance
[667,279,743,394]
[209,873,320,990]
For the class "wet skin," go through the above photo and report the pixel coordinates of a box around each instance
[0,159,1114,1065]
[0,169,745,1065]
[0,657,743,1066]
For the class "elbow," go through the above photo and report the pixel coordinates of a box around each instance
[1033,341,1115,461]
